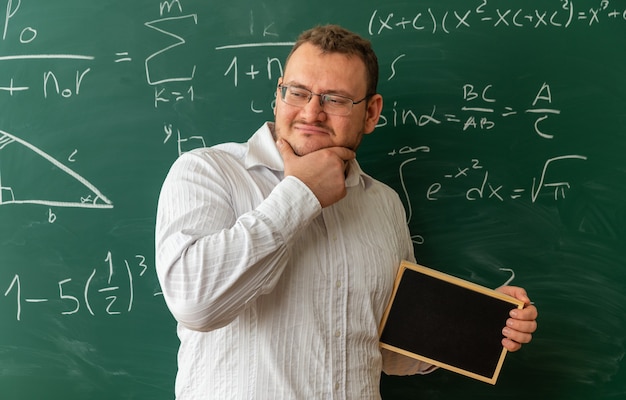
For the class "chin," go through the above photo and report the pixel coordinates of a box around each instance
[292,141,331,156]
[274,125,334,155]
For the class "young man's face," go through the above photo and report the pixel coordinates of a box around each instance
[273,43,382,156]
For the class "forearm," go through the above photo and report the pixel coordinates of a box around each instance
[157,207,288,331]
[155,154,321,331]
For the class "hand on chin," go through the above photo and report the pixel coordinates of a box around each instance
[290,138,334,156]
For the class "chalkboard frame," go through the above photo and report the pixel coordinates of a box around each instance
[379,261,524,384]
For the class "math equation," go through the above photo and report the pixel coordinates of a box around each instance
[385,81,589,225]
[2,251,162,321]
[399,154,587,202]
[381,82,561,138]
[368,0,626,35]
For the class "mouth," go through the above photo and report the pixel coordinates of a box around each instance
[293,123,332,136]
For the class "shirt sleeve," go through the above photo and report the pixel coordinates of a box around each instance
[381,348,438,376]
[155,150,321,332]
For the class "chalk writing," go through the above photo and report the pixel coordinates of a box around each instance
[0,129,113,209]
[0,57,95,98]
[220,52,287,88]
[499,268,516,286]
[43,68,91,98]
[144,14,197,86]
[154,84,195,107]
[3,251,160,321]
[381,82,561,138]
[2,0,37,43]
[162,123,206,155]
[368,0,625,35]
[0,2,97,97]
[144,2,198,109]
[396,155,588,204]
[0,2,100,100]
[0,2,200,105]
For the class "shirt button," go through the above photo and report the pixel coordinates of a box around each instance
[335,280,342,288]
[334,330,341,338]
[335,383,340,391]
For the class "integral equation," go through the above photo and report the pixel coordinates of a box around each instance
[2,251,162,321]
[400,154,587,203]
[387,82,588,208]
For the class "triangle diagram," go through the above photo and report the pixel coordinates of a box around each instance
[0,129,113,209]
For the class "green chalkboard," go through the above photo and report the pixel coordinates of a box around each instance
[1,1,624,399]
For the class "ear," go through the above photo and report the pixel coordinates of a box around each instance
[274,77,283,117]
[363,94,383,135]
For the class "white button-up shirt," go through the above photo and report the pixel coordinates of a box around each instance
[156,123,432,400]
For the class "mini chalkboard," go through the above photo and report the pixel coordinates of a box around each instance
[379,261,525,384]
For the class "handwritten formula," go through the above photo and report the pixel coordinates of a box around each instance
[0,0,618,313]
[384,82,588,215]
[0,2,623,400]
[368,1,625,35]
[381,82,561,138]
[3,251,162,321]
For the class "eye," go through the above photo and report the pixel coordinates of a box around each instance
[324,95,351,106]
[289,88,309,98]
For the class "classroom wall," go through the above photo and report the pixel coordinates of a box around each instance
[1,1,625,399]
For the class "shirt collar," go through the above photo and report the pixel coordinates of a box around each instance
[244,122,284,171]
[244,122,370,189]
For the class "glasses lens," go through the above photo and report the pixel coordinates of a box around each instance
[279,85,354,116]
[282,86,309,106]
[321,95,352,116]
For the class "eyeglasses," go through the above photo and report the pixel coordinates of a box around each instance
[277,84,370,116]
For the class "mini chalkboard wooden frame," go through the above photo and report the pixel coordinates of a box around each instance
[379,261,525,385]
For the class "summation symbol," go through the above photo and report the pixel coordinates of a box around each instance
[144,14,198,86]
[144,10,198,108]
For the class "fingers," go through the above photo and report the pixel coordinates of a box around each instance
[496,285,531,306]
[502,337,523,352]
[276,139,356,208]
[496,286,538,352]
[503,308,538,349]
[502,322,535,352]
[324,146,357,163]
[510,303,539,323]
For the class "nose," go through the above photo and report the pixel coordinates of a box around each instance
[300,94,327,121]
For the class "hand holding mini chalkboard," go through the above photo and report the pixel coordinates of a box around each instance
[379,261,524,384]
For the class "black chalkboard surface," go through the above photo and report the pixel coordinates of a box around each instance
[1,1,625,399]
[379,261,524,384]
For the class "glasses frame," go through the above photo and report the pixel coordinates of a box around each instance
[277,84,370,116]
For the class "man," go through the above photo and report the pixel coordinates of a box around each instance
[155,24,538,399]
